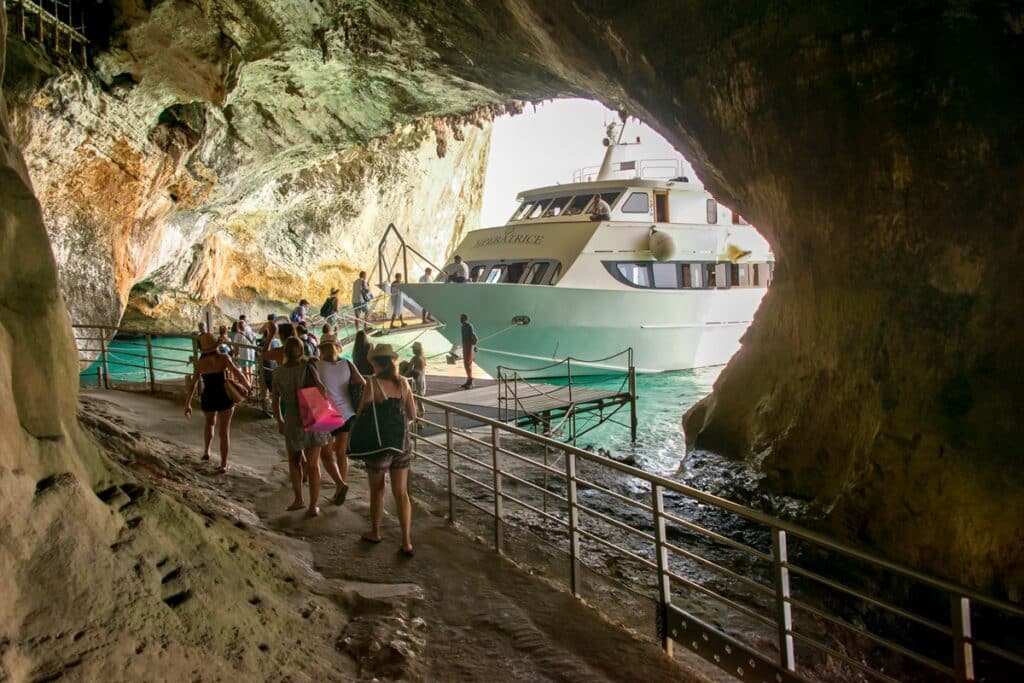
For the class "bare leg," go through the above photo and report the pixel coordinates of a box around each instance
[391,467,413,553]
[217,407,234,471]
[322,435,346,488]
[362,470,387,541]
[202,412,216,459]
[305,446,323,517]
[287,449,304,510]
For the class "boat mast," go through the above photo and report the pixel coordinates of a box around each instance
[596,119,640,181]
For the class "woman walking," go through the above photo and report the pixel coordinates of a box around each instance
[352,329,374,376]
[184,332,250,473]
[271,337,332,517]
[351,344,417,555]
[316,334,366,505]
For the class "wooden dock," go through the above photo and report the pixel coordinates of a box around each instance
[423,375,635,442]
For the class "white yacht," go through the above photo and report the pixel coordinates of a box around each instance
[400,125,774,376]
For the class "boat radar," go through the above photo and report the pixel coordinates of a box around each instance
[596,121,643,181]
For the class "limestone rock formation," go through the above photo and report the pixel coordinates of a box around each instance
[4,0,1021,615]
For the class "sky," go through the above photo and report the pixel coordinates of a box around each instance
[479,99,686,228]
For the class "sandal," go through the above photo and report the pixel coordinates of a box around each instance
[332,484,349,506]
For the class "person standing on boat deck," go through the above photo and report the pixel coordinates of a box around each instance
[590,193,612,221]
[271,337,332,517]
[389,273,407,329]
[446,255,469,283]
[460,313,478,389]
[418,268,434,323]
[184,332,251,473]
[316,334,366,505]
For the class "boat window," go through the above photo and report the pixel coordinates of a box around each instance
[652,262,680,288]
[703,263,717,288]
[528,199,552,219]
[706,199,718,224]
[504,262,528,283]
[715,263,730,288]
[621,191,651,214]
[523,262,549,285]
[583,191,623,216]
[562,194,592,216]
[681,264,693,288]
[542,196,572,217]
[510,201,533,221]
[486,265,505,283]
[616,262,651,287]
[548,263,562,285]
[469,264,488,282]
[654,191,669,222]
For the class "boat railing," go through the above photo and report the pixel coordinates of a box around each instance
[495,348,637,443]
[409,394,1024,683]
[571,158,687,183]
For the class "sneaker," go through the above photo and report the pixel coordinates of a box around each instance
[460,381,474,389]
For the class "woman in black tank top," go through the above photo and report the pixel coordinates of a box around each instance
[184,332,251,473]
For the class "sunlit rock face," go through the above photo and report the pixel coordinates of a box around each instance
[4,1,501,330]
[4,0,1022,598]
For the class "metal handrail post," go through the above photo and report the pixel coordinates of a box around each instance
[145,334,156,392]
[951,595,975,681]
[771,528,797,671]
[491,424,504,553]
[651,483,674,656]
[565,449,580,596]
[445,409,455,523]
[98,330,110,389]
[513,371,519,422]
[628,350,637,442]
[542,444,549,514]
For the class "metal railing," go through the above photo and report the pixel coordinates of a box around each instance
[410,396,1024,682]
[496,348,637,443]
[5,0,89,64]
[73,325,270,410]
[571,158,689,183]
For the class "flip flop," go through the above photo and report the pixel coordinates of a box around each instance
[332,484,349,506]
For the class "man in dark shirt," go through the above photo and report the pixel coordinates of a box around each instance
[460,313,478,389]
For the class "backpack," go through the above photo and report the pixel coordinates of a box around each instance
[319,297,336,317]
[302,335,319,358]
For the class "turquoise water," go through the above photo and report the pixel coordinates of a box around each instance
[82,331,720,474]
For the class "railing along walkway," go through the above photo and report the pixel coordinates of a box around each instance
[410,396,1024,683]
[5,0,89,64]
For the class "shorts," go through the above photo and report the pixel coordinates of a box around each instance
[353,303,368,315]
[463,344,475,365]
[331,421,352,437]
[363,450,412,473]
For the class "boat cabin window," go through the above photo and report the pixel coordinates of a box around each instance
[616,262,651,287]
[562,194,591,216]
[654,191,669,222]
[549,263,562,285]
[528,199,552,219]
[652,262,680,288]
[578,191,622,217]
[485,265,505,283]
[510,201,534,222]
[621,191,651,214]
[469,264,488,282]
[706,199,718,224]
[504,262,528,283]
[542,196,572,217]
[523,262,549,284]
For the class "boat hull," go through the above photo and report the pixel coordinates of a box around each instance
[400,282,765,377]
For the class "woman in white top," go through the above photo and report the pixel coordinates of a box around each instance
[316,335,366,505]
[232,321,257,382]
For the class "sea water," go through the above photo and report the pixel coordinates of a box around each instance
[80,330,721,474]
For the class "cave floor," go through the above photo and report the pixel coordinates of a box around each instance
[79,389,711,682]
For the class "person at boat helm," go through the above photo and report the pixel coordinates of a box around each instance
[446,255,470,283]
[590,193,612,221]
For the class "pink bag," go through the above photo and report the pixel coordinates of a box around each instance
[297,387,345,432]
